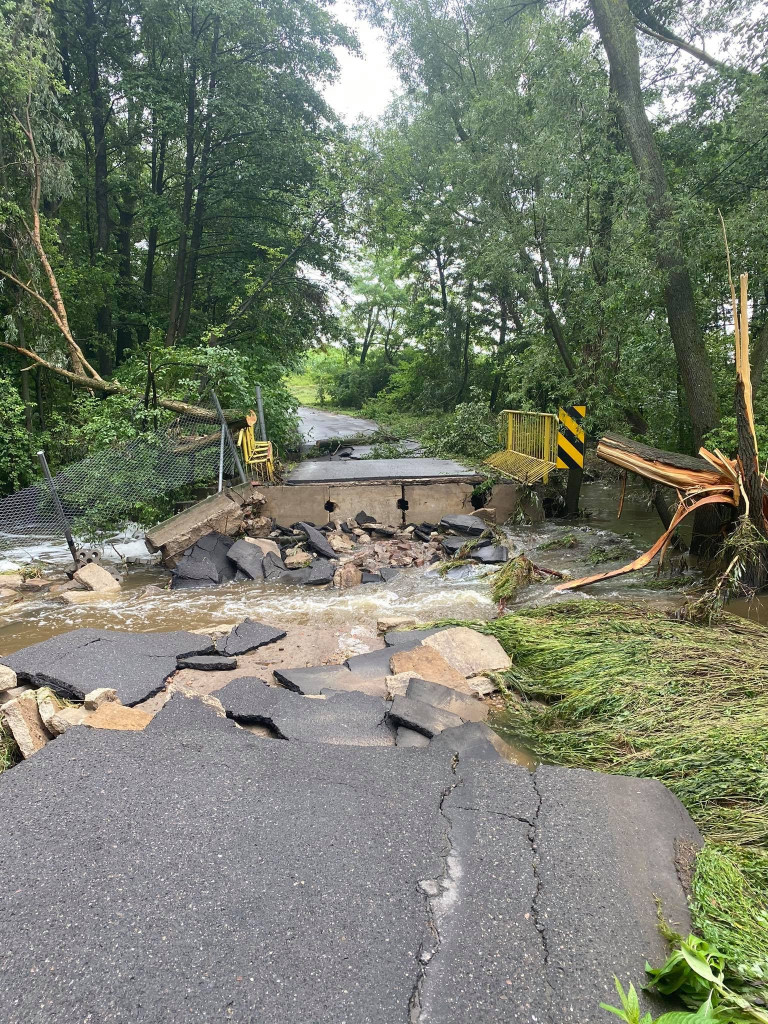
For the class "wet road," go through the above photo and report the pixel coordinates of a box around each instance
[297,406,378,444]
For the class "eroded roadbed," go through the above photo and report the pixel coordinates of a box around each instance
[0,696,699,1024]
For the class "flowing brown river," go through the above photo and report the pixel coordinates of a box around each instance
[0,480,763,658]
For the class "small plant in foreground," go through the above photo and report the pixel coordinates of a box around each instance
[602,933,768,1023]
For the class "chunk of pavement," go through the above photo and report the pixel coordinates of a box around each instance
[345,647,399,680]
[225,538,264,580]
[171,532,238,590]
[387,694,464,738]
[307,558,335,585]
[0,665,17,692]
[361,572,383,584]
[215,619,286,657]
[0,627,215,705]
[218,677,395,747]
[379,567,401,582]
[441,536,466,555]
[84,687,119,710]
[471,544,509,564]
[423,626,512,677]
[439,513,487,536]
[1,694,51,757]
[297,521,336,560]
[389,646,467,688]
[47,705,88,736]
[274,663,388,699]
[176,654,238,671]
[406,677,488,723]
[395,726,430,748]
[382,628,444,650]
[355,511,377,525]
[73,562,121,592]
[428,722,504,762]
[277,567,313,585]
[529,765,701,1021]
[262,551,288,581]
[84,702,152,731]
[145,691,241,738]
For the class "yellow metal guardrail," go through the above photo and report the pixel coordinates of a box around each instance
[485,410,559,484]
[237,411,277,483]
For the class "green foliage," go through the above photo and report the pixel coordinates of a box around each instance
[0,372,35,492]
[703,420,768,460]
[421,391,498,463]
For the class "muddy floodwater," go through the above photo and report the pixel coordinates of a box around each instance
[1,479,764,658]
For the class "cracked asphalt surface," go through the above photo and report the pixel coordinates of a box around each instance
[0,698,701,1023]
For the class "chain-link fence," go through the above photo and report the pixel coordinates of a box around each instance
[0,394,242,554]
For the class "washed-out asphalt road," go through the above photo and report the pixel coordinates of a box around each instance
[0,692,700,1024]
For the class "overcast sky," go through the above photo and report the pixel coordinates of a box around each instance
[323,1,401,122]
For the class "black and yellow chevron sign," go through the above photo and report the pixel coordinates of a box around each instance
[556,405,586,470]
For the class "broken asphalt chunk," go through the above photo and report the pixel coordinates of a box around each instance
[439,513,487,536]
[225,538,265,579]
[215,619,286,657]
[297,522,337,560]
[387,694,464,737]
[176,654,238,671]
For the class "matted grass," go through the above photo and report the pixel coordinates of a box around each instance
[475,601,768,982]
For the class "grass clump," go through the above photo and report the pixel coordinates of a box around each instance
[474,601,768,988]
[538,532,579,550]
[587,542,638,565]
[491,555,548,606]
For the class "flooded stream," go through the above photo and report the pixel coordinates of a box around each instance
[0,478,763,658]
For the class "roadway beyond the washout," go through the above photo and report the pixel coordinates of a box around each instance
[0,691,700,1024]
[298,405,379,443]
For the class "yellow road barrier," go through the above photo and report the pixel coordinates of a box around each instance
[485,410,559,484]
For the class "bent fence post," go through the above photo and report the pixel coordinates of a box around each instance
[211,391,247,485]
[37,450,79,568]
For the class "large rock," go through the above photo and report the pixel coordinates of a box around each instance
[439,513,488,536]
[297,522,337,560]
[84,687,119,710]
[423,626,512,677]
[245,537,281,558]
[171,533,238,590]
[387,694,464,737]
[0,665,17,692]
[215,619,286,657]
[0,628,215,705]
[406,677,488,724]
[471,544,509,564]
[225,538,264,580]
[307,558,335,585]
[334,563,362,588]
[262,552,288,582]
[47,705,88,736]
[1,693,50,757]
[389,646,467,687]
[73,563,121,592]
[217,678,395,747]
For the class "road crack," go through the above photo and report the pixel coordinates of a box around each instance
[409,755,462,1023]
[530,769,554,995]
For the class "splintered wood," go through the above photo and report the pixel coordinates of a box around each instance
[557,264,766,593]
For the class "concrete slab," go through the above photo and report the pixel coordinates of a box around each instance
[0,628,215,706]
[403,481,477,524]
[258,484,331,527]
[287,458,479,485]
[328,482,403,527]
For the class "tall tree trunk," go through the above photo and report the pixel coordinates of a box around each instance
[360,306,379,364]
[166,39,198,347]
[177,17,219,342]
[490,294,508,409]
[589,0,718,451]
[137,124,167,347]
[83,0,113,371]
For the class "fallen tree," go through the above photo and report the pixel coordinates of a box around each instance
[558,247,768,600]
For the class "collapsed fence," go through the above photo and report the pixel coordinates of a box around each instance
[0,392,244,557]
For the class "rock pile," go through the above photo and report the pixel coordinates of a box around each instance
[0,559,124,613]
[170,509,513,590]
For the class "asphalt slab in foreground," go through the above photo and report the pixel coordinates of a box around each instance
[0,700,700,1024]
